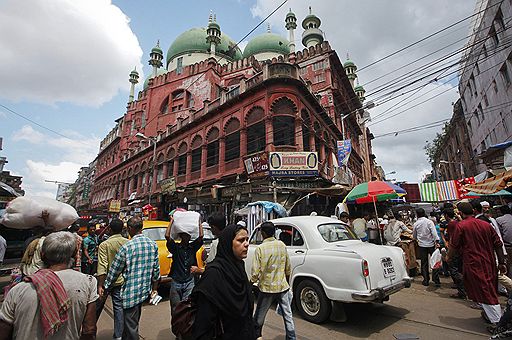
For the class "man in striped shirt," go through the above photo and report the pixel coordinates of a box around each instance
[251,221,295,340]
[103,216,160,340]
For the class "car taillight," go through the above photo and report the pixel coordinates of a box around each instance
[362,259,369,277]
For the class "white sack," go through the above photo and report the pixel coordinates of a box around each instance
[0,196,78,230]
[171,210,201,240]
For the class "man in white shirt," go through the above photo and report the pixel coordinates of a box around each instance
[384,215,412,246]
[0,234,6,267]
[413,208,440,287]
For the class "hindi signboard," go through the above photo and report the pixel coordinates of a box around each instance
[269,152,318,177]
[159,177,176,194]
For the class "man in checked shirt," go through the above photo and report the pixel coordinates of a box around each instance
[102,216,160,340]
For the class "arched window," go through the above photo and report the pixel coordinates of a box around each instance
[157,154,165,182]
[271,97,297,147]
[246,107,266,155]
[224,119,240,162]
[167,148,175,177]
[177,142,188,175]
[206,128,219,167]
[160,97,169,115]
[191,136,203,172]
[301,110,311,151]
[171,90,185,112]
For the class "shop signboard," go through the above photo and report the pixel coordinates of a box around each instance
[243,153,269,177]
[108,200,121,213]
[337,140,351,167]
[269,152,318,177]
[160,177,176,194]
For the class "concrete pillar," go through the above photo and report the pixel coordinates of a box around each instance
[265,118,273,150]
[186,152,192,182]
[201,145,207,178]
[219,137,226,173]
[240,128,247,158]
[295,118,303,151]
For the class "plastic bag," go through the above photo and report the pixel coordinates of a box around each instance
[171,211,201,240]
[0,196,78,230]
[430,248,442,270]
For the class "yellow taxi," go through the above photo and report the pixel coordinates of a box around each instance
[141,220,206,279]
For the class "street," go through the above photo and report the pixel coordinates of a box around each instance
[96,277,492,340]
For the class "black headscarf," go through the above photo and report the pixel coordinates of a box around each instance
[192,224,253,318]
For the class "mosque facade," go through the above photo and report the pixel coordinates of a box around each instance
[89,8,378,217]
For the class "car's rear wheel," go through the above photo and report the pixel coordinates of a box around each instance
[295,279,331,323]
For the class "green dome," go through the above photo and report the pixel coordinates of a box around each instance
[354,85,365,92]
[243,33,290,58]
[286,10,296,19]
[143,68,168,89]
[166,27,243,66]
[344,60,356,68]
[151,46,163,55]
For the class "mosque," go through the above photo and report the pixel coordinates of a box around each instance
[89,8,378,217]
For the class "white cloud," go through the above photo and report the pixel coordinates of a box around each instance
[0,0,144,107]
[251,0,473,182]
[11,125,100,196]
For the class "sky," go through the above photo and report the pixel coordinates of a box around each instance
[0,0,476,197]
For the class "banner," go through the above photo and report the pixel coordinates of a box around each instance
[337,140,352,167]
[108,200,121,213]
[243,153,269,177]
[269,152,318,176]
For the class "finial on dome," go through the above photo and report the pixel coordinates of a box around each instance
[267,23,271,33]
[209,10,213,23]
[156,40,160,47]
[214,13,217,22]
[309,6,312,14]
[347,52,349,60]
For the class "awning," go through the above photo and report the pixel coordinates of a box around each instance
[465,169,512,194]
[276,183,351,196]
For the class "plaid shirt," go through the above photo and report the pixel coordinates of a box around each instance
[104,234,160,309]
[251,237,291,293]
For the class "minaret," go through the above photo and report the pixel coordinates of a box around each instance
[149,40,163,77]
[128,67,139,103]
[301,6,324,48]
[285,8,297,53]
[206,11,221,57]
[344,55,357,88]
[354,82,366,103]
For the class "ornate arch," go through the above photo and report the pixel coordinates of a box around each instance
[206,127,220,142]
[224,117,240,134]
[270,96,298,116]
[245,106,265,125]
[191,135,203,149]
[178,141,188,155]
[166,147,176,160]
[157,152,165,164]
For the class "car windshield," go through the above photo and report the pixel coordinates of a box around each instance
[317,223,357,242]
[143,227,167,241]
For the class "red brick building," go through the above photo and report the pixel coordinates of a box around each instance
[90,9,373,217]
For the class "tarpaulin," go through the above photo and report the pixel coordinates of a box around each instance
[436,180,459,201]
[419,182,439,202]
[455,177,476,199]
[400,183,421,203]
[465,169,512,194]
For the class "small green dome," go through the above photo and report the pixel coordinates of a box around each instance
[243,32,290,58]
[151,45,163,55]
[143,68,168,89]
[344,60,356,68]
[208,21,220,30]
[354,85,365,92]
[167,27,243,67]
[130,69,139,77]
[286,10,296,20]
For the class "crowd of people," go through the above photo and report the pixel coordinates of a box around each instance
[0,209,296,340]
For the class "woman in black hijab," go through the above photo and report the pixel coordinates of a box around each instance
[192,224,255,339]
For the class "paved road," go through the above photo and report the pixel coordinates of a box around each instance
[97,276,495,340]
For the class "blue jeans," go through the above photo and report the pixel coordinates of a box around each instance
[169,278,194,316]
[254,290,296,340]
[96,285,124,338]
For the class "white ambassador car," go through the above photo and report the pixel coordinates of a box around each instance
[245,216,411,323]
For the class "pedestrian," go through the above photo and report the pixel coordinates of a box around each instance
[82,224,99,275]
[0,231,98,340]
[191,224,255,339]
[0,233,6,268]
[448,202,507,325]
[413,208,441,287]
[103,216,160,340]
[366,212,380,244]
[443,208,466,299]
[251,221,295,340]
[383,214,412,246]
[352,212,369,241]
[96,218,128,340]
[20,211,52,277]
[191,212,226,276]
[69,222,83,271]
[497,205,512,273]
[166,215,203,321]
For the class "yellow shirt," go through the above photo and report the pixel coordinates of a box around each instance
[251,237,291,293]
[97,234,128,286]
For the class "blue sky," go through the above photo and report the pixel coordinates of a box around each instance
[0,0,474,197]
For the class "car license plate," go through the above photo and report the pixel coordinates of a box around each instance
[381,257,396,278]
